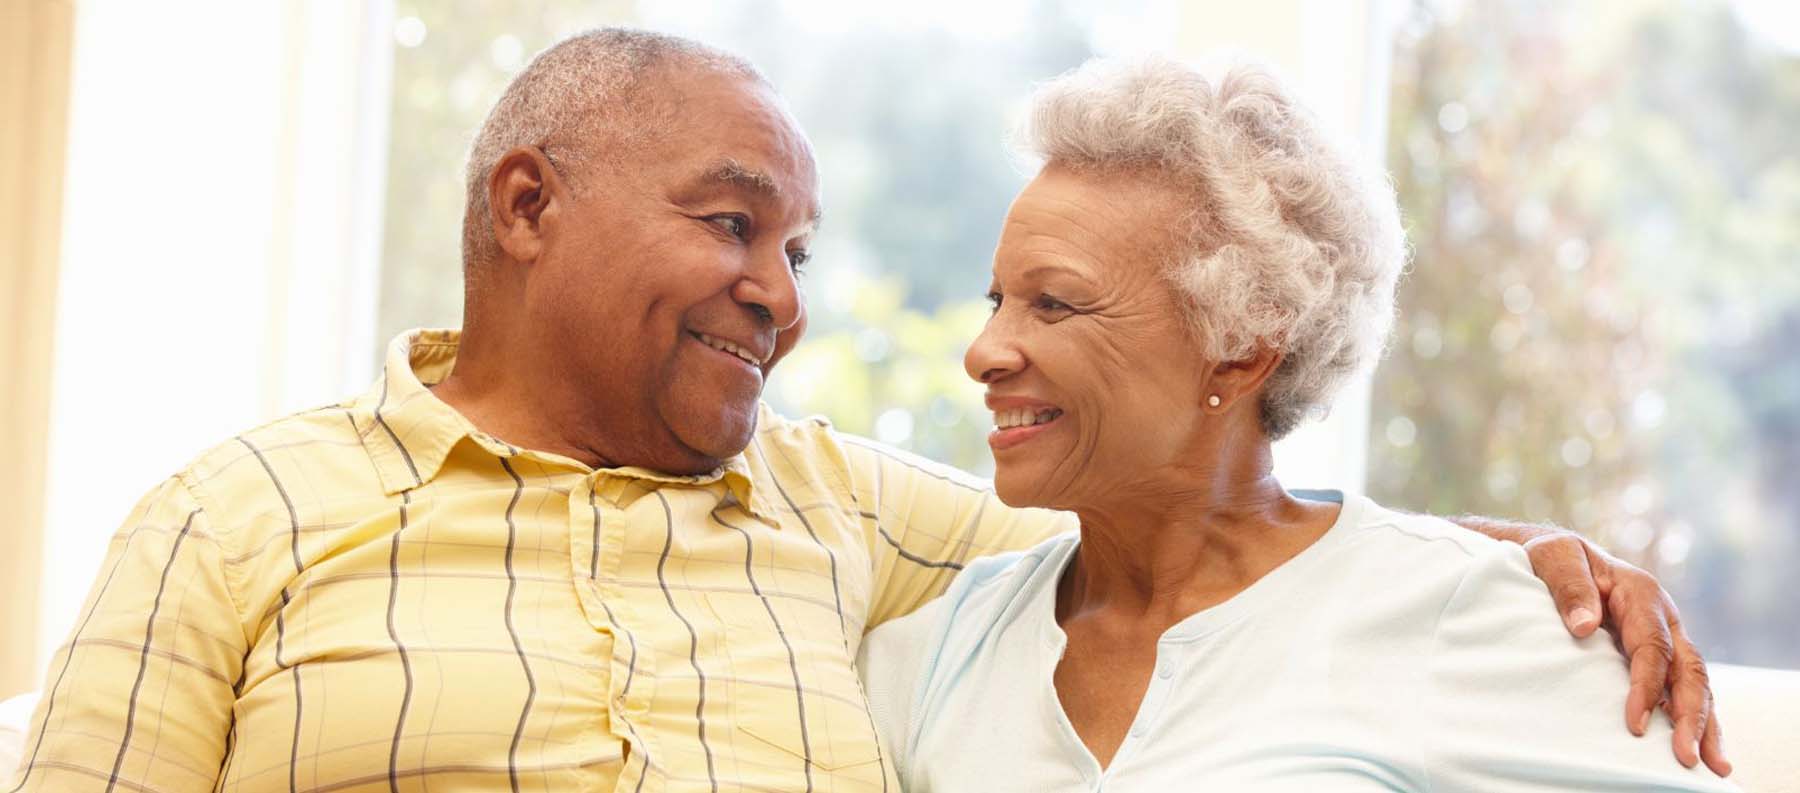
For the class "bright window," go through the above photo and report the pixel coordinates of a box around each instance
[1373,0,1800,666]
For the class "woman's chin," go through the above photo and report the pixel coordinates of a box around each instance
[992,467,1056,510]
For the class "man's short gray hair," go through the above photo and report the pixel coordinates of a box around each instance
[1016,56,1406,439]
[462,27,761,268]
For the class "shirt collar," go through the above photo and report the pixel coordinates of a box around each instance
[353,329,785,521]
[591,455,779,523]
[351,329,479,495]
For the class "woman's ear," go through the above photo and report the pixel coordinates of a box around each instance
[1203,345,1283,413]
[487,146,561,265]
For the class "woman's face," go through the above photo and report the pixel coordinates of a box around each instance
[966,165,1212,510]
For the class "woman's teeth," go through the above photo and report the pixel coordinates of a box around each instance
[993,407,1063,429]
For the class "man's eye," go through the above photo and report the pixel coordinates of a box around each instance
[1034,295,1072,312]
[986,291,1003,313]
[787,250,811,274]
[708,214,749,238]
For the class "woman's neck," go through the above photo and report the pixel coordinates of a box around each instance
[1057,446,1340,629]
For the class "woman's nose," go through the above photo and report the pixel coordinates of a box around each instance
[964,318,1025,384]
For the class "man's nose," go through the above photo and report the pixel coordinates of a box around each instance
[964,316,1025,384]
[734,248,803,330]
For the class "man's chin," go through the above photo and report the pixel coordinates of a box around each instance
[666,404,760,470]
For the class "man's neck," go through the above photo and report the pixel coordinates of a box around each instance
[428,322,616,469]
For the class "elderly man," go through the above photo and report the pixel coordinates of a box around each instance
[7,28,1725,793]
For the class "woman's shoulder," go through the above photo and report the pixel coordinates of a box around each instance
[864,530,1077,655]
[1298,495,1543,637]
[857,531,1077,771]
[1336,494,1537,585]
[1349,496,1510,556]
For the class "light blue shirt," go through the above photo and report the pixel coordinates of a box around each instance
[858,493,1737,792]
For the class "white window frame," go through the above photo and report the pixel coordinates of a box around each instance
[37,0,394,673]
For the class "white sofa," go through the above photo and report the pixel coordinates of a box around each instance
[1711,663,1800,792]
[3,664,1795,790]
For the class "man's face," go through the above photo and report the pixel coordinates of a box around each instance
[525,69,820,475]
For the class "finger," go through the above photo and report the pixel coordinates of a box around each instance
[1665,647,1709,769]
[1617,598,1674,736]
[1700,708,1731,777]
[1524,534,1602,637]
[1581,541,1619,601]
[1666,616,1727,774]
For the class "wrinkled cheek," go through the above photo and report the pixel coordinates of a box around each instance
[1050,420,1104,500]
[1014,419,1099,511]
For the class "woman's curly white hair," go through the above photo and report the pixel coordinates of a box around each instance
[1016,56,1406,439]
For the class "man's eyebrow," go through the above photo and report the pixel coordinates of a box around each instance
[706,159,779,195]
[693,159,824,224]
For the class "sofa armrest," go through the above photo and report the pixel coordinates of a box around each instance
[0,692,40,780]
[1710,663,1800,793]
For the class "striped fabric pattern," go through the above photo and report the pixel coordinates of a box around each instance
[7,329,1072,793]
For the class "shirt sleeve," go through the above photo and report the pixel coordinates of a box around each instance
[834,433,1075,630]
[7,475,246,792]
[1422,542,1739,792]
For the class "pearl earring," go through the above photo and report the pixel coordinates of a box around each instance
[1207,394,1222,408]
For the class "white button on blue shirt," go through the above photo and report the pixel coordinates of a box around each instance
[857,493,1738,792]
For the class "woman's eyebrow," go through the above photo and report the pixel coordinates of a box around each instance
[1019,262,1099,287]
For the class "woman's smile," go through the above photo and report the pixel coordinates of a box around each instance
[988,408,1066,450]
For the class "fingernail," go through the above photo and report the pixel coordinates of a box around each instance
[1568,607,1598,631]
[1633,709,1650,735]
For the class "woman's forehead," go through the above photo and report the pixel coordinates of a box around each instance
[995,167,1188,279]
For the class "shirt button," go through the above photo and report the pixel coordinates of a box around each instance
[1156,663,1173,680]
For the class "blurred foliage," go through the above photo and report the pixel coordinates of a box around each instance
[1375,0,1800,665]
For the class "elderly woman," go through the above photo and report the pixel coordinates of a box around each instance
[857,57,1737,791]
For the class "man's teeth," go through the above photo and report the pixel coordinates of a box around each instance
[993,407,1063,429]
[696,332,761,366]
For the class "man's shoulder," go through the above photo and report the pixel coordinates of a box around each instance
[176,400,371,522]
[751,402,838,447]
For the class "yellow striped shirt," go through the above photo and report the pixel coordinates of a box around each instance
[8,328,1072,793]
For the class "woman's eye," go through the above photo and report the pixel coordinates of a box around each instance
[787,250,811,274]
[708,214,749,238]
[985,291,1003,313]
[1034,295,1072,313]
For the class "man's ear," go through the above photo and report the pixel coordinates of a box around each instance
[1203,344,1283,414]
[487,146,560,265]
